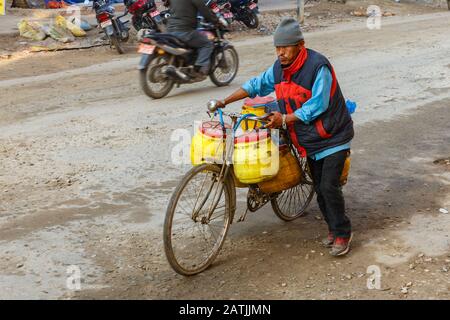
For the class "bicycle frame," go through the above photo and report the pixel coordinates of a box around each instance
[200,109,270,222]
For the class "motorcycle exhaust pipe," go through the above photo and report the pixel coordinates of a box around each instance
[165,66,190,81]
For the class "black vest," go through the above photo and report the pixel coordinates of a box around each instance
[273,48,354,157]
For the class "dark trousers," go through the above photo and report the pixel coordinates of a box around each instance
[170,30,214,68]
[307,149,352,238]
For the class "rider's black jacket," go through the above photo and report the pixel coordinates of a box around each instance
[167,0,219,32]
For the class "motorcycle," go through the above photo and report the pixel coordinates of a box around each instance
[124,0,170,33]
[208,0,234,26]
[137,22,239,99]
[219,0,259,29]
[93,0,130,54]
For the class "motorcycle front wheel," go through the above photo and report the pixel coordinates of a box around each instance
[140,54,175,99]
[110,36,125,54]
[209,46,239,87]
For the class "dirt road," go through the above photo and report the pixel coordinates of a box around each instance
[0,11,449,299]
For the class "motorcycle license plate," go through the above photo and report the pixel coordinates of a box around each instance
[249,3,257,10]
[138,44,156,55]
[150,10,160,18]
[224,12,233,19]
[100,19,112,28]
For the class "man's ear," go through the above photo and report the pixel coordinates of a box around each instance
[299,40,305,48]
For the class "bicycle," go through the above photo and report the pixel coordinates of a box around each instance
[163,100,315,276]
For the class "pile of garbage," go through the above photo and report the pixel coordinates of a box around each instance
[18,15,91,43]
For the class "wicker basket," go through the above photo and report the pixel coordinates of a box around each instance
[258,147,302,194]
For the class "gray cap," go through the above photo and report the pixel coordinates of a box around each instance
[273,18,304,46]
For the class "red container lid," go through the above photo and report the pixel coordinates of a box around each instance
[199,121,230,138]
[234,129,270,144]
[244,96,276,108]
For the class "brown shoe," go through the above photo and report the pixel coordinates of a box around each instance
[329,233,353,256]
[321,232,335,248]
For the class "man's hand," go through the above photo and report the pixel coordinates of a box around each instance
[215,88,250,111]
[265,112,283,129]
[215,100,226,109]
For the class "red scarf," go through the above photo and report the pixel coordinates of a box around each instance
[282,47,308,82]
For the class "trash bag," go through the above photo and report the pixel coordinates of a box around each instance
[18,20,47,41]
[42,23,75,43]
[55,15,87,37]
[69,17,92,31]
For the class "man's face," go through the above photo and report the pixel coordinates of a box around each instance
[276,43,303,66]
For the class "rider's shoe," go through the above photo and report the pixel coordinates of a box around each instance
[185,66,207,81]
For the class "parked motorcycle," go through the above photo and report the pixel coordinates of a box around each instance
[208,0,235,25]
[93,0,130,54]
[218,0,259,29]
[124,0,170,33]
[137,22,239,99]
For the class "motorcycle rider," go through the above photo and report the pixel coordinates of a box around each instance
[167,0,220,77]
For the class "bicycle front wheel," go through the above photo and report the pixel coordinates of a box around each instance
[164,164,234,276]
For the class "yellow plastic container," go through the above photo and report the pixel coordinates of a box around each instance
[259,147,302,194]
[240,96,276,131]
[190,121,229,166]
[233,129,279,184]
[241,105,266,131]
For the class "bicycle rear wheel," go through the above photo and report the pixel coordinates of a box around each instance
[164,164,234,276]
[271,151,314,221]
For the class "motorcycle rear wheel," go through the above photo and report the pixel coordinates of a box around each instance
[209,47,239,87]
[242,11,259,29]
[140,54,174,99]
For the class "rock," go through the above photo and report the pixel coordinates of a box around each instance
[314,215,322,220]
[439,208,449,214]
[418,253,424,258]
[424,258,432,262]
[442,266,448,273]
[405,282,413,287]
[16,263,24,269]
[351,10,366,17]
[281,283,287,287]
[401,287,408,294]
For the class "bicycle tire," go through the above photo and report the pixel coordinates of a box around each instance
[164,164,234,276]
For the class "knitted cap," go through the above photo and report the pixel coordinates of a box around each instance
[273,18,304,46]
